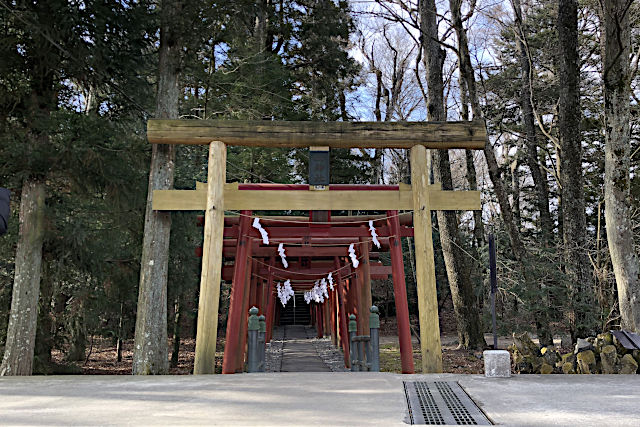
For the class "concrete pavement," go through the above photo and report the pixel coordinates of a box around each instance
[1,373,639,426]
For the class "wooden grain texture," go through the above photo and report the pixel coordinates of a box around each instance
[153,187,480,211]
[193,141,226,374]
[147,119,486,149]
[410,145,443,373]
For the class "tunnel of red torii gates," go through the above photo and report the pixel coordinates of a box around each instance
[196,184,418,374]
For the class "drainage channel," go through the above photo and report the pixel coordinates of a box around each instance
[403,381,492,425]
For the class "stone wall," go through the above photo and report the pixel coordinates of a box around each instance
[508,332,639,374]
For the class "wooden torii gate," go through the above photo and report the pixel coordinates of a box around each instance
[147,120,486,374]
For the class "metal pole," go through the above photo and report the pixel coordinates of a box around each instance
[488,233,498,350]
[258,314,266,372]
[247,307,259,373]
[369,305,380,372]
[349,314,358,372]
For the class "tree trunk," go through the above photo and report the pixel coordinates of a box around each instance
[34,265,53,372]
[420,0,485,349]
[465,150,485,248]
[511,0,554,346]
[601,0,639,332]
[512,0,554,246]
[116,301,124,363]
[66,299,87,362]
[557,0,595,340]
[0,179,46,376]
[511,157,521,229]
[133,0,184,375]
[170,296,181,368]
[460,77,485,248]
[449,0,525,262]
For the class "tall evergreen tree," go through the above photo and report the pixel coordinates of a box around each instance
[133,0,188,375]
[557,0,595,340]
[600,0,639,332]
[0,0,153,375]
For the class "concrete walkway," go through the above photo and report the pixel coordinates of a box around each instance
[1,373,639,426]
[280,326,330,372]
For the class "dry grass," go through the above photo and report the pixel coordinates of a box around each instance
[379,342,484,374]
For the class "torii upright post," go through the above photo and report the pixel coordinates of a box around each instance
[410,144,443,373]
[193,141,226,374]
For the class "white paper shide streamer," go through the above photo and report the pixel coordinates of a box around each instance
[252,218,269,244]
[320,278,329,298]
[278,243,288,268]
[277,279,294,306]
[303,273,334,304]
[348,243,359,268]
[369,220,381,249]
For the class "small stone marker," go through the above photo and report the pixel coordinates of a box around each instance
[483,350,511,378]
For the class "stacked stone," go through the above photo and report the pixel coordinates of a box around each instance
[508,332,639,374]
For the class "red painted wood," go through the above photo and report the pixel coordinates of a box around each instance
[238,258,258,371]
[223,213,413,227]
[249,271,258,310]
[330,289,338,346]
[335,257,350,368]
[387,210,415,374]
[317,304,324,338]
[222,211,252,374]
[265,259,276,342]
[237,184,400,191]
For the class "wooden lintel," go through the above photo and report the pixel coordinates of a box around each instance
[147,119,486,149]
[153,186,480,212]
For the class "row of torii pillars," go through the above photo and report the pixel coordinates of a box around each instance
[200,205,416,373]
[147,119,486,374]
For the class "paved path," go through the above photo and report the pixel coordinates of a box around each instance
[279,325,331,372]
[2,373,639,426]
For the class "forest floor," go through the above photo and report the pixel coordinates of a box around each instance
[46,299,497,375]
[50,332,485,375]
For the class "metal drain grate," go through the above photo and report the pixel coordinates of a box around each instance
[404,381,491,425]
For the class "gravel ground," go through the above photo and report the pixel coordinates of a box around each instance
[305,328,348,372]
[265,327,285,373]
[265,326,348,372]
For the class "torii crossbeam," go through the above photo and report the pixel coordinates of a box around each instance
[147,119,486,374]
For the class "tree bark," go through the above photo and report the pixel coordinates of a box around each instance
[170,296,181,368]
[34,262,53,373]
[557,0,595,340]
[510,157,521,229]
[133,0,184,375]
[66,299,87,362]
[0,179,46,376]
[117,301,124,363]
[420,0,485,349]
[600,0,639,331]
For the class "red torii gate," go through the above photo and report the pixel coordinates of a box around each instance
[148,119,485,374]
[194,184,418,373]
